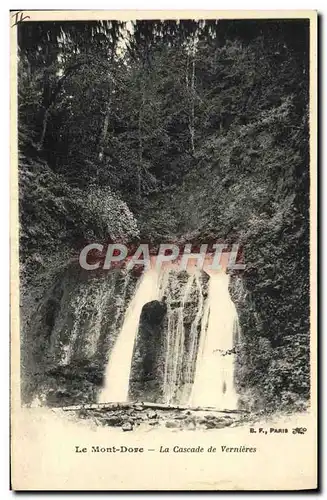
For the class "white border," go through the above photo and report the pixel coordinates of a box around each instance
[2,2,324,497]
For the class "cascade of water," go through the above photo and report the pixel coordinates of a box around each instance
[184,272,204,387]
[190,271,239,409]
[99,267,164,403]
[84,282,113,357]
[111,271,130,335]
[97,264,239,408]
[163,274,194,404]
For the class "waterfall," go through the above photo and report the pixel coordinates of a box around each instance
[98,265,239,409]
[84,282,113,358]
[184,273,204,388]
[190,271,239,409]
[163,273,194,404]
[99,267,165,403]
[111,271,130,335]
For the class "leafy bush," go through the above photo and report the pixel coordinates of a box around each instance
[19,157,139,262]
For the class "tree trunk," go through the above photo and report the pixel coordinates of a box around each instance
[98,41,117,164]
[37,106,51,151]
[186,51,189,88]
[189,41,196,155]
[137,84,145,198]
[98,89,112,163]
[37,61,90,152]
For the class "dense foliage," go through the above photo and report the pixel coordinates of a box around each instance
[18,19,310,412]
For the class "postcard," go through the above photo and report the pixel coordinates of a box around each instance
[10,10,318,491]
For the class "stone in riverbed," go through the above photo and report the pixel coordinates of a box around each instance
[147,410,157,419]
[175,413,187,420]
[165,420,179,428]
[122,421,134,431]
[134,404,144,411]
[203,419,232,429]
[105,416,124,426]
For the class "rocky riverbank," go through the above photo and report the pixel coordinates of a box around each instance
[60,403,248,431]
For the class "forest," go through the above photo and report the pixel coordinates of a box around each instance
[18,18,310,413]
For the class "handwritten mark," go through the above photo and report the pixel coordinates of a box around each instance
[11,11,30,28]
[292,427,307,435]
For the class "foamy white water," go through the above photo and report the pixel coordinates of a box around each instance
[99,263,239,409]
[163,273,194,404]
[191,271,239,409]
[99,268,164,403]
[184,272,204,386]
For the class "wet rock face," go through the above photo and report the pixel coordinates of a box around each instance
[162,270,209,405]
[22,263,139,407]
[129,300,167,403]
[141,300,167,326]
[229,263,310,412]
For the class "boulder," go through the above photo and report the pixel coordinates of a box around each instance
[122,421,134,432]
